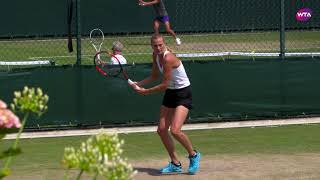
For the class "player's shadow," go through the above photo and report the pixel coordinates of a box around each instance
[134,167,189,176]
[134,167,161,176]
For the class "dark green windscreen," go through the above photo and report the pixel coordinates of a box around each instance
[1,58,320,129]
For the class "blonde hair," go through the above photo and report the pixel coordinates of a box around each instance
[151,34,174,53]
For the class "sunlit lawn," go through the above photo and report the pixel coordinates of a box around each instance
[1,123,320,178]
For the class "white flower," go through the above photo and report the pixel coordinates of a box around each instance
[63,133,135,179]
[23,86,29,92]
[14,91,21,98]
[37,88,43,96]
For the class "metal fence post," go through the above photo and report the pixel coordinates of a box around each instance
[280,0,285,59]
[76,0,81,65]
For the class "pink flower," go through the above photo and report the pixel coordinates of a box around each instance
[0,100,21,129]
[0,100,7,109]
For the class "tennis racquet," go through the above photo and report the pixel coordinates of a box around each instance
[93,51,136,86]
[90,28,104,53]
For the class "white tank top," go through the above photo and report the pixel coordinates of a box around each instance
[156,50,190,89]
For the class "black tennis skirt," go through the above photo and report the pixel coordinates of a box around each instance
[162,86,193,109]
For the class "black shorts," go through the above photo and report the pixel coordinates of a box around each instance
[162,86,193,109]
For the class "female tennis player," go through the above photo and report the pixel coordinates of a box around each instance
[138,0,181,45]
[130,34,201,174]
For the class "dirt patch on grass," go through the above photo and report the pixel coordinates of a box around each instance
[132,153,320,180]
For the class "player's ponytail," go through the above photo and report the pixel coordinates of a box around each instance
[165,46,173,54]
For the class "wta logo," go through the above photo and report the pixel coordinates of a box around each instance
[296,8,312,22]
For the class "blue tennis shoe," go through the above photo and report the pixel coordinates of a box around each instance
[160,162,182,174]
[188,151,201,175]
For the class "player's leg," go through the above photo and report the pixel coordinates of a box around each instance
[163,20,181,45]
[169,105,195,156]
[153,19,160,35]
[157,105,179,164]
[158,106,182,173]
[163,21,177,39]
[170,105,201,175]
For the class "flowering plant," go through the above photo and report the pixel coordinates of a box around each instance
[63,132,136,180]
[0,86,49,178]
[0,100,21,131]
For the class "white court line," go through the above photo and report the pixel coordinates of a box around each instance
[4,117,320,140]
[0,60,52,65]
[177,52,320,57]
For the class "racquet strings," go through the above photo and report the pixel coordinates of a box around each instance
[94,52,122,77]
[90,29,104,48]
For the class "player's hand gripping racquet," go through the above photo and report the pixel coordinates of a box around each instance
[93,51,136,86]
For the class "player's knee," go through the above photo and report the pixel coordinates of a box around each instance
[165,28,173,33]
[170,128,181,137]
[157,127,168,135]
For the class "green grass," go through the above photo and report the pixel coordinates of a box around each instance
[1,123,320,174]
[0,30,319,66]
[123,124,320,159]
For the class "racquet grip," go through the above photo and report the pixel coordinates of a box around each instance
[127,79,134,85]
[127,79,142,90]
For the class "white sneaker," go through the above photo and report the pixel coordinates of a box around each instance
[175,38,181,45]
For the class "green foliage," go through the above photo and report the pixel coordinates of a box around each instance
[63,133,136,180]
[11,86,49,117]
[0,168,10,179]
[0,86,49,179]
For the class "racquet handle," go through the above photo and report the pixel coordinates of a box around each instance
[127,79,142,90]
[127,79,134,85]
